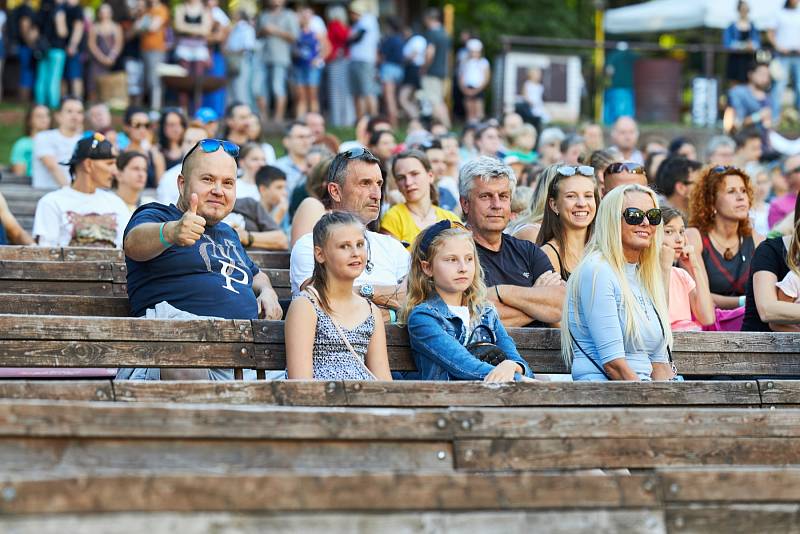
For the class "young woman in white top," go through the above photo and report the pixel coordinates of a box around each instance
[236,143,266,201]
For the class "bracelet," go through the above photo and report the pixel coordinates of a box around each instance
[739,295,746,307]
[159,222,172,248]
[495,285,504,305]
[388,309,397,323]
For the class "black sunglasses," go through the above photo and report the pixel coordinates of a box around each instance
[341,146,376,160]
[606,162,646,175]
[183,138,240,163]
[622,207,662,226]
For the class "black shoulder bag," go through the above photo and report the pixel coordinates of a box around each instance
[465,324,508,367]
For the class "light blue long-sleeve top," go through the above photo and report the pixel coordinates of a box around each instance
[567,255,669,381]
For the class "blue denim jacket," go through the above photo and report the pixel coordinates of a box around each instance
[407,293,534,381]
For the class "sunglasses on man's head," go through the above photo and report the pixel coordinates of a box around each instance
[622,207,662,226]
[183,139,240,163]
[606,162,646,175]
[557,165,595,178]
[341,146,375,160]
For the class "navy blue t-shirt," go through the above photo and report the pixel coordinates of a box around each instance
[0,219,7,245]
[124,203,260,319]
[476,233,553,289]
[379,34,405,65]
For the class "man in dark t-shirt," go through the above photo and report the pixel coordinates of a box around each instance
[460,156,565,327]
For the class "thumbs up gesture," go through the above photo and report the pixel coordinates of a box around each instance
[168,193,207,246]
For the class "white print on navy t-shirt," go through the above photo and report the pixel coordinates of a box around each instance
[198,234,250,294]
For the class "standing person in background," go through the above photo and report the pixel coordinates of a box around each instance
[421,8,450,128]
[347,1,380,120]
[767,0,800,120]
[121,0,145,106]
[201,0,231,118]
[728,62,773,134]
[87,3,123,103]
[173,0,211,112]
[10,0,39,103]
[292,6,325,118]
[35,0,68,109]
[158,109,187,171]
[32,96,83,188]
[458,39,490,123]
[122,106,165,188]
[609,116,644,165]
[724,1,760,86]
[398,25,426,121]
[325,4,354,128]
[256,0,298,125]
[225,9,257,111]
[136,0,169,111]
[378,17,404,126]
[63,0,85,99]
[10,104,51,177]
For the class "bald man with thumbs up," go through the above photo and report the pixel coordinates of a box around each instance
[121,138,283,380]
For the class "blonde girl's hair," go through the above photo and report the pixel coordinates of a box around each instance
[560,183,673,369]
[401,226,488,324]
[301,211,365,314]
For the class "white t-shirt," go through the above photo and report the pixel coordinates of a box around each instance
[290,228,410,295]
[777,270,800,303]
[349,14,379,64]
[403,34,427,67]
[31,129,82,189]
[236,179,261,201]
[448,304,472,338]
[460,57,489,89]
[33,187,131,248]
[156,164,181,205]
[769,8,800,52]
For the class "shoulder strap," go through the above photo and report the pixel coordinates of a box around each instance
[568,326,612,380]
[543,242,567,280]
[320,294,378,380]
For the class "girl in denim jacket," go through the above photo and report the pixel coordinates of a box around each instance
[402,220,534,381]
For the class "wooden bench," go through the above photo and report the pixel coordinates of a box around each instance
[1,315,800,379]
[0,260,292,298]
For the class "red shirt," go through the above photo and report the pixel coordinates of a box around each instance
[326,20,349,62]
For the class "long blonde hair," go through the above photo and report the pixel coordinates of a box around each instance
[401,227,488,324]
[560,183,673,369]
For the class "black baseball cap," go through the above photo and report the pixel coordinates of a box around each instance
[62,132,117,168]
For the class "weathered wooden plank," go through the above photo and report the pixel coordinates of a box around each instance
[0,401,452,440]
[0,261,115,281]
[62,247,124,262]
[666,505,800,534]
[113,380,348,405]
[0,280,114,296]
[0,294,130,317]
[454,437,800,470]
[0,381,113,401]
[759,380,800,405]
[248,251,290,269]
[0,471,658,513]
[659,467,800,503]
[0,246,61,261]
[0,438,454,474]
[449,408,800,439]
[0,510,668,534]
[0,315,252,342]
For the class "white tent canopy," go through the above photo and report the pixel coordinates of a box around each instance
[605,0,785,34]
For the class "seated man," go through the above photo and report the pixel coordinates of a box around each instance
[0,192,34,245]
[460,156,564,327]
[122,138,283,380]
[290,147,410,321]
[32,133,131,247]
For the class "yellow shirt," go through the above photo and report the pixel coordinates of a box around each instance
[380,203,461,247]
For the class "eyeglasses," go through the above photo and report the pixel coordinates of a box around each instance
[557,165,595,178]
[131,122,151,129]
[606,162,646,175]
[622,207,662,226]
[183,139,240,164]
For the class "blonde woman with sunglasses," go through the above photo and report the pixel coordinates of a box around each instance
[562,183,674,382]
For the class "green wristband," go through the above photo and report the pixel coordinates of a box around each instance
[388,309,397,323]
[159,222,172,248]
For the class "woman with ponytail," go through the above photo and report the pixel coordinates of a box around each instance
[284,212,392,380]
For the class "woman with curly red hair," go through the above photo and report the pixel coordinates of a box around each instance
[686,166,764,316]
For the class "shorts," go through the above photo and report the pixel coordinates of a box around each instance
[403,64,421,89]
[292,64,321,87]
[64,53,82,81]
[464,86,485,100]
[175,40,211,63]
[421,75,445,105]
[253,62,288,99]
[380,62,404,84]
[349,60,377,97]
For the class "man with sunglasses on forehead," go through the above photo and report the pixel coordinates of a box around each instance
[33,133,130,248]
[290,147,410,322]
[460,156,565,328]
[122,138,283,380]
[603,161,648,195]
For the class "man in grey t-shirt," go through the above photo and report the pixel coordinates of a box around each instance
[422,8,451,128]
[256,0,299,124]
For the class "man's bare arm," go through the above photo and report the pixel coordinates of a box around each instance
[496,284,565,324]
[39,155,69,186]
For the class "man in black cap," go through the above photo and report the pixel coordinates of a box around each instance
[32,132,130,247]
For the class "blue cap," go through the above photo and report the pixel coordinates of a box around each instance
[194,107,219,124]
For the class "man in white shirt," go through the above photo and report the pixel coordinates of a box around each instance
[33,132,130,247]
[32,96,85,189]
[290,147,409,321]
[274,120,312,194]
[767,1,800,118]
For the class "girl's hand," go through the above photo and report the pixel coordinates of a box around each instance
[484,360,522,383]
[660,243,675,273]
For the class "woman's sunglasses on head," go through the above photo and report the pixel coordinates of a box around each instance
[557,165,595,178]
[622,207,662,226]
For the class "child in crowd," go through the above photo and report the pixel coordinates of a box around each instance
[285,212,393,380]
[523,67,549,124]
[662,208,716,331]
[403,220,534,382]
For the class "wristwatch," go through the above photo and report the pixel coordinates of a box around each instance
[359,284,374,300]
